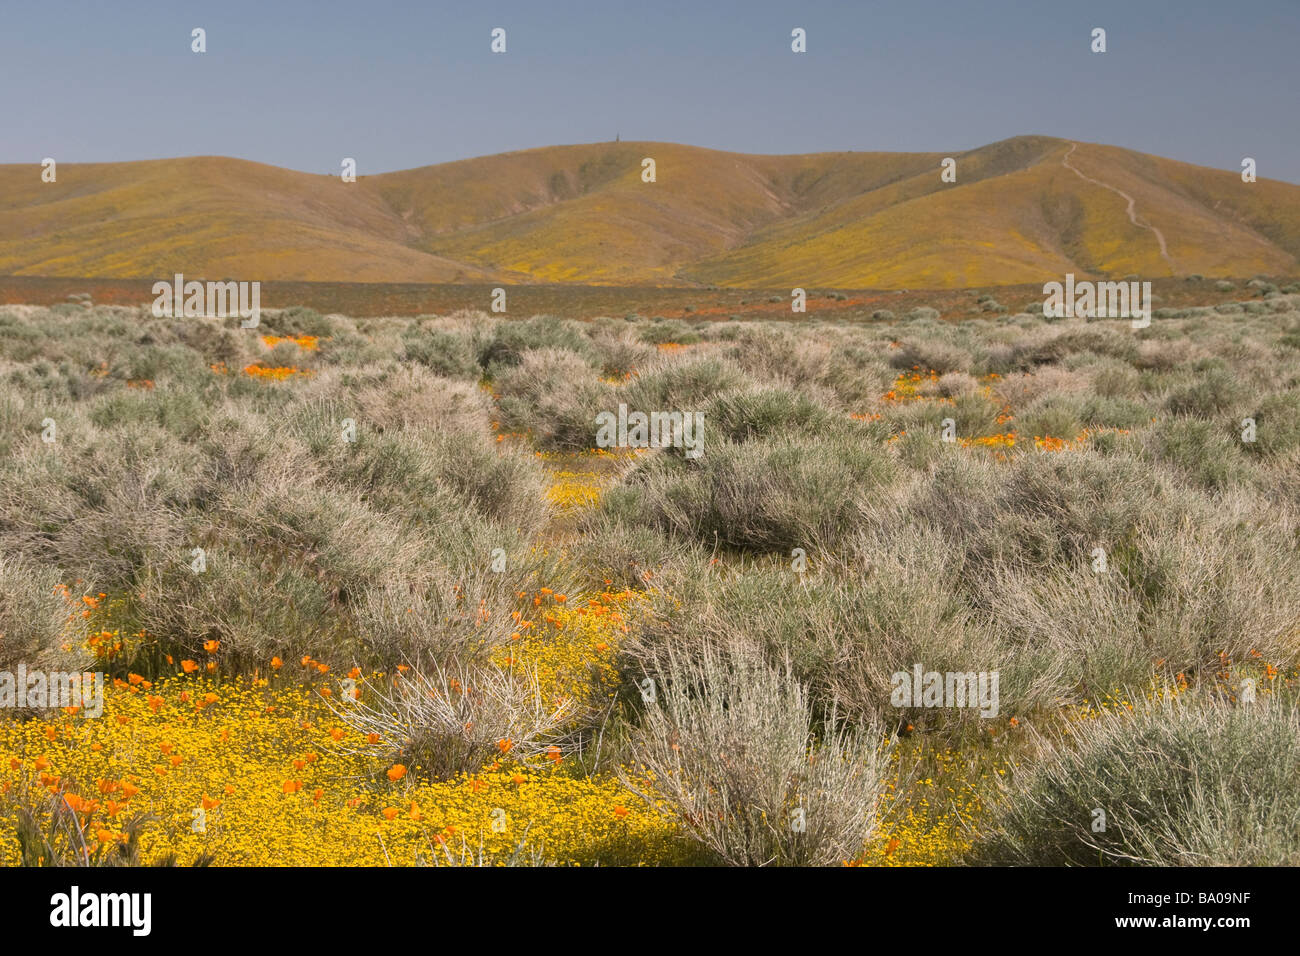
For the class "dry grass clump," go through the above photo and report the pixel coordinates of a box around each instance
[623,641,891,866]
[970,692,1300,866]
[332,660,574,782]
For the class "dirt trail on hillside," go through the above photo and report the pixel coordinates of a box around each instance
[1062,143,1177,272]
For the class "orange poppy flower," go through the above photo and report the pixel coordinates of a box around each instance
[387,764,407,782]
[613,806,629,819]
[180,660,199,674]
[381,807,399,820]
[203,640,220,653]
[496,738,513,755]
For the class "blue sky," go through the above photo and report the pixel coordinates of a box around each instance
[4,0,1298,181]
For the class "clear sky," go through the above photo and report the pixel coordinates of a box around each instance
[4,0,1298,182]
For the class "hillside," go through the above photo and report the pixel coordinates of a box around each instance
[2,136,1298,287]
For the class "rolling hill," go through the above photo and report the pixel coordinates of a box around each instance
[2,136,1298,288]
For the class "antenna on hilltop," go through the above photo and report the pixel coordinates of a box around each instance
[616,132,620,142]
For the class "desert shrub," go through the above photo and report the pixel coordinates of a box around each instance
[265,306,333,337]
[909,452,1155,584]
[573,512,702,590]
[401,327,479,379]
[970,695,1300,865]
[637,320,700,345]
[1132,339,1201,372]
[0,555,88,673]
[1015,395,1084,441]
[1162,366,1243,417]
[947,391,1004,437]
[621,357,745,410]
[629,523,1018,728]
[589,330,655,379]
[1127,511,1300,663]
[133,548,347,672]
[1141,418,1247,489]
[493,349,614,450]
[608,431,896,553]
[334,660,573,782]
[622,641,890,866]
[704,386,836,442]
[0,422,202,590]
[991,367,1088,407]
[1244,389,1300,457]
[1015,328,1138,368]
[935,372,978,398]
[888,339,971,375]
[477,316,593,370]
[1073,394,1151,428]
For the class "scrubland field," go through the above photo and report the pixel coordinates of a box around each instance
[2,285,1300,867]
